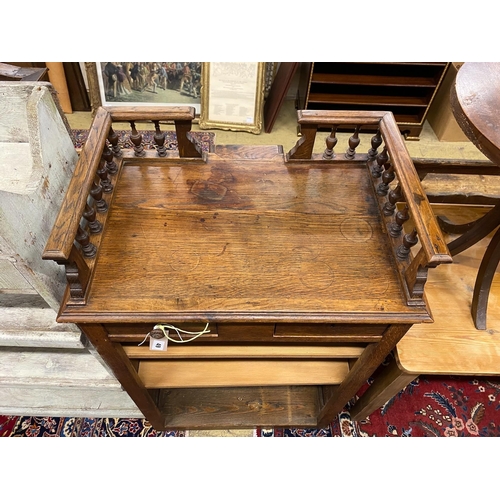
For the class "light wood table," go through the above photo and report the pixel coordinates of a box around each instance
[350,206,500,421]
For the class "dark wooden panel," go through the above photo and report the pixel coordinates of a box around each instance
[106,322,218,342]
[82,158,410,320]
[217,323,275,341]
[159,386,321,429]
[264,62,299,133]
[63,62,91,111]
[274,323,386,342]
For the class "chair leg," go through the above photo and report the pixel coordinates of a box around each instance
[472,226,500,330]
[349,354,417,421]
[447,202,500,256]
[438,214,487,235]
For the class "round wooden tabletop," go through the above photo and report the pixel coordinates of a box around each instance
[451,62,500,165]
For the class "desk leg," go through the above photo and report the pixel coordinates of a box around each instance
[316,324,411,428]
[78,323,166,430]
[348,355,417,421]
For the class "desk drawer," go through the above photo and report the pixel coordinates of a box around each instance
[274,323,386,342]
[105,323,218,343]
[106,322,276,343]
[216,323,275,341]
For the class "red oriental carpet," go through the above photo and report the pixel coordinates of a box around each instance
[256,373,500,437]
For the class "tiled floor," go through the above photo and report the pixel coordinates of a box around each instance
[65,100,490,437]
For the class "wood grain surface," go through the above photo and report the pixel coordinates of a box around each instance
[160,386,320,428]
[61,154,431,323]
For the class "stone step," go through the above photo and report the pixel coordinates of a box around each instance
[0,306,85,348]
[0,348,121,389]
[0,387,143,418]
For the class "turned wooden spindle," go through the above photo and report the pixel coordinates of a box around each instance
[107,127,122,157]
[345,125,361,159]
[83,203,103,234]
[383,184,403,216]
[97,160,113,193]
[397,228,419,260]
[388,205,410,237]
[103,144,118,175]
[153,120,167,157]
[130,121,146,157]
[65,262,84,299]
[377,164,395,196]
[323,126,338,159]
[75,226,97,258]
[367,130,382,160]
[371,147,388,178]
[90,180,108,213]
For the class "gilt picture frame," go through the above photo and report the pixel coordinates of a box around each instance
[85,62,202,115]
[199,62,266,134]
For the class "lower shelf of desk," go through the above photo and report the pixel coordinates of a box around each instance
[158,385,326,429]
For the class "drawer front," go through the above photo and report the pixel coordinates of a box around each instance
[274,323,387,342]
[105,323,218,343]
[216,323,275,341]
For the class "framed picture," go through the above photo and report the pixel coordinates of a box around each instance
[85,62,202,114]
[199,62,266,134]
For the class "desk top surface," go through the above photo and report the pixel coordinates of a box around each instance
[60,149,431,323]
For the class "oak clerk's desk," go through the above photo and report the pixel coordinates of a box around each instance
[44,107,451,430]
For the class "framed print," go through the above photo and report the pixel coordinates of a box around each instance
[199,62,265,134]
[85,62,202,114]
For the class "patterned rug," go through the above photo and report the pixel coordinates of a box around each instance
[0,415,185,437]
[256,374,500,437]
[71,129,215,152]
